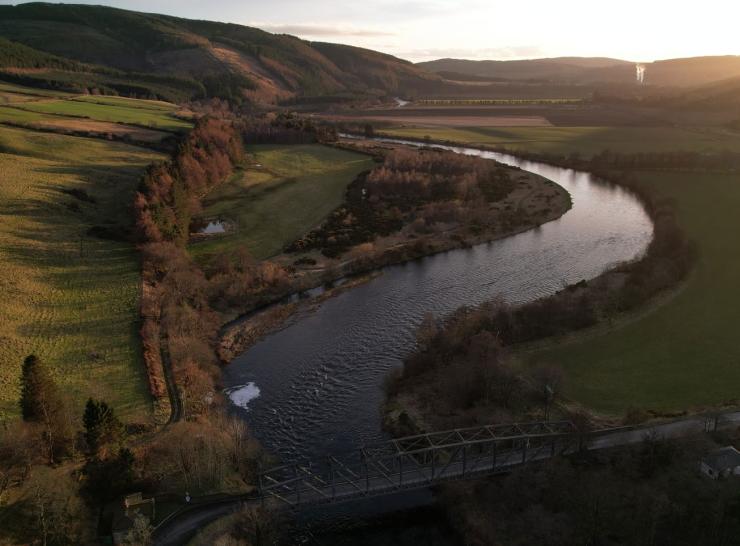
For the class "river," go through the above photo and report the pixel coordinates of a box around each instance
[223,139,653,464]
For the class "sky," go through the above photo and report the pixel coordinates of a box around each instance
[4,0,740,62]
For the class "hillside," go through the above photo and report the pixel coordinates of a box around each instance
[0,2,439,103]
[667,75,740,113]
[418,57,633,83]
[419,55,740,87]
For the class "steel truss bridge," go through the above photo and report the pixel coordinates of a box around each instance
[259,420,579,508]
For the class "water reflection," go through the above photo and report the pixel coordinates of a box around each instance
[224,139,653,463]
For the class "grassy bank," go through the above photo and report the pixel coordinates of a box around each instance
[381,125,740,157]
[190,144,374,260]
[524,170,740,414]
[0,124,164,420]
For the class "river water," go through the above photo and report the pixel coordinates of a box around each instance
[223,140,653,464]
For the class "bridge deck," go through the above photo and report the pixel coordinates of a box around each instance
[259,421,579,507]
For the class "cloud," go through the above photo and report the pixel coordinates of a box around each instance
[251,22,395,38]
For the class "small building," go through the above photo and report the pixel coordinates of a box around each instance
[111,493,155,545]
[700,446,740,479]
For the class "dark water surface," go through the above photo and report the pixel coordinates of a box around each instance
[223,140,653,464]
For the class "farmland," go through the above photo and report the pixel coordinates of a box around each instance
[0,81,185,141]
[0,123,164,421]
[523,169,740,414]
[378,119,740,415]
[190,144,374,260]
[380,125,740,157]
[14,96,191,131]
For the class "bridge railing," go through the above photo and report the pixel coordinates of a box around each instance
[259,420,579,507]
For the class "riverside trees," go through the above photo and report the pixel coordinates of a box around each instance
[288,148,519,258]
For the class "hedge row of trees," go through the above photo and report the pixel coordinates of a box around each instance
[240,112,337,144]
[134,117,244,409]
[134,116,296,417]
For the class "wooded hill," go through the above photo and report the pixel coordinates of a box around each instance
[0,2,439,103]
[419,55,740,87]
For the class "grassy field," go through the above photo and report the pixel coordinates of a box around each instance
[16,97,191,131]
[0,125,164,421]
[523,170,740,415]
[382,122,740,414]
[0,82,180,140]
[70,94,179,111]
[0,104,170,142]
[190,144,374,261]
[0,82,71,105]
[381,125,740,157]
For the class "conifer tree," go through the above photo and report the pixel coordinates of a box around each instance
[83,398,123,454]
[20,355,62,422]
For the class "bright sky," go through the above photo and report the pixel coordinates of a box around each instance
[5,0,740,62]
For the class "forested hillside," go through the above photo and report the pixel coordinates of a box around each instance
[0,2,439,103]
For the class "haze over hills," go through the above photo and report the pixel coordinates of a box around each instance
[418,55,740,87]
[1,2,740,106]
[418,57,633,83]
[0,2,439,103]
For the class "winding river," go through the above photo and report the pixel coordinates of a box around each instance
[223,140,653,463]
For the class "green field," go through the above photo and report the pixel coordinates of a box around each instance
[0,82,181,141]
[16,97,191,131]
[0,105,50,123]
[385,123,740,415]
[0,125,163,421]
[190,144,374,260]
[382,126,740,157]
[70,94,178,111]
[0,80,72,98]
[524,170,740,414]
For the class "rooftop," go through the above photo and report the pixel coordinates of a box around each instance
[702,446,740,472]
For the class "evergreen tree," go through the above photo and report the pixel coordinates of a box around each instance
[83,447,136,503]
[19,354,71,462]
[83,398,123,454]
[19,354,62,422]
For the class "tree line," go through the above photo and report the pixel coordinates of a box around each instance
[288,147,518,258]
[134,116,300,417]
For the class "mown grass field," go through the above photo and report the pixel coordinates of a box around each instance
[190,144,374,260]
[0,124,164,421]
[382,125,740,157]
[16,96,191,131]
[0,82,181,140]
[524,170,740,414]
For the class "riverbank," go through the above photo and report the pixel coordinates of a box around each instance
[214,138,571,369]
[218,271,382,362]
[222,139,652,464]
[381,143,703,437]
